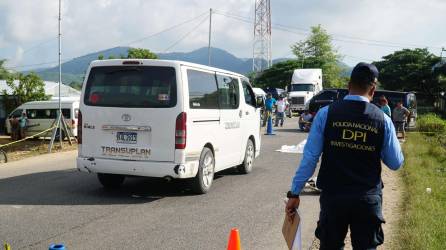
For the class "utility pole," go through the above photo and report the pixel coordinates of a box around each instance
[208,8,212,66]
[253,0,272,73]
[49,0,72,152]
[58,0,62,136]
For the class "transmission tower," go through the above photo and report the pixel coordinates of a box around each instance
[252,0,272,73]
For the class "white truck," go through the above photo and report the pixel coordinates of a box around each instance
[287,69,323,114]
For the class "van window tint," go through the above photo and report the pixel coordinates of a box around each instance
[374,91,409,109]
[315,91,337,101]
[187,70,219,109]
[217,74,239,109]
[242,80,256,107]
[84,66,177,108]
[26,109,71,119]
[408,94,417,109]
[10,109,23,118]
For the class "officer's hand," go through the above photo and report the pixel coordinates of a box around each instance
[285,197,300,222]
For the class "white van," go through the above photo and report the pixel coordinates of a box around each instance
[77,59,261,193]
[5,99,79,137]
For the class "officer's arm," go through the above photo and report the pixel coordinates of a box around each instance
[290,107,327,194]
[381,115,404,170]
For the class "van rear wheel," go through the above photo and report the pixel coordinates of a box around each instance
[237,139,254,174]
[190,147,215,194]
[97,173,125,189]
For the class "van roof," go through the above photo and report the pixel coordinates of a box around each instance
[324,88,415,95]
[22,100,79,105]
[89,59,248,79]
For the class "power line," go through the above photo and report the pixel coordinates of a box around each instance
[163,15,209,52]
[5,58,73,70]
[6,11,210,70]
[124,11,209,46]
[21,38,58,54]
[214,10,443,50]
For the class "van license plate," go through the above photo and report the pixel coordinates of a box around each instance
[116,132,137,144]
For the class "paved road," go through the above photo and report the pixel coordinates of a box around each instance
[0,118,320,250]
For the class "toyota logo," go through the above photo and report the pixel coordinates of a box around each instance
[121,114,131,122]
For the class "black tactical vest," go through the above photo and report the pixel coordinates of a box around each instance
[317,100,385,195]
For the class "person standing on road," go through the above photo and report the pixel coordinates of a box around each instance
[262,93,276,127]
[392,101,410,140]
[18,112,28,140]
[379,95,391,118]
[285,62,404,250]
[275,95,287,127]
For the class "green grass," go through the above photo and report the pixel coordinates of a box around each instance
[397,132,446,249]
[417,113,446,133]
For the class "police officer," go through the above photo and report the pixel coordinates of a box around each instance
[285,62,404,249]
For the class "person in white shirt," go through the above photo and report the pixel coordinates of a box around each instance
[275,95,288,127]
[299,110,313,132]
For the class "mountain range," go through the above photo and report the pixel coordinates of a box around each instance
[31,46,352,86]
[34,47,285,84]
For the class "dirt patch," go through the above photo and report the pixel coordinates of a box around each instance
[0,136,77,162]
[310,166,403,249]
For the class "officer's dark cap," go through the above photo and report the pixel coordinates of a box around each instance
[350,62,379,86]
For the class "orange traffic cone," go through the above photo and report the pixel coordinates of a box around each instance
[227,228,242,250]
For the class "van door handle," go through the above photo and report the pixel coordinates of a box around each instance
[245,111,250,115]
[239,110,243,118]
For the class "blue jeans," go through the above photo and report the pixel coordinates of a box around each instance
[275,112,284,126]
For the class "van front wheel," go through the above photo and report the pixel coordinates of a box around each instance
[190,147,215,194]
[97,173,125,189]
[237,139,254,174]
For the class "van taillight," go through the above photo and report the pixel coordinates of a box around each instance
[77,110,82,144]
[175,112,186,149]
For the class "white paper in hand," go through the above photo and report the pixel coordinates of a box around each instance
[291,211,302,250]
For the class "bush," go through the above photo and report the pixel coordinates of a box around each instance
[417,113,446,133]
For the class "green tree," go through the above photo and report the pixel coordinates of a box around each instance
[374,48,445,96]
[2,72,50,113]
[69,81,82,90]
[291,25,343,88]
[97,54,104,60]
[0,59,11,79]
[127,48,158,59]
[255,60,303,88]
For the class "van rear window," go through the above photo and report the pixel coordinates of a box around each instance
[84,66,177,108]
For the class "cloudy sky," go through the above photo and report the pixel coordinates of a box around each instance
[1,0,445,71]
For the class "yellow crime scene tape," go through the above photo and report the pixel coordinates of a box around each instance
[4,242,11,250]
[0,126,57,149]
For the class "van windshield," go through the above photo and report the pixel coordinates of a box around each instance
[290,84,315,92]
[84,66,177,108]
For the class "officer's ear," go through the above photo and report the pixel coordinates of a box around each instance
[368,84,377,100]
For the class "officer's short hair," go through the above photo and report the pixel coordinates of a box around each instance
[350,62,379,91]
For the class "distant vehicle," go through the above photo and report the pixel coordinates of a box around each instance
[263,87,286,100]
[287,69,323,114]
[252,87,267,101]
[308,88,417,128]
[5,99,79,137]
[77,59,261,194]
